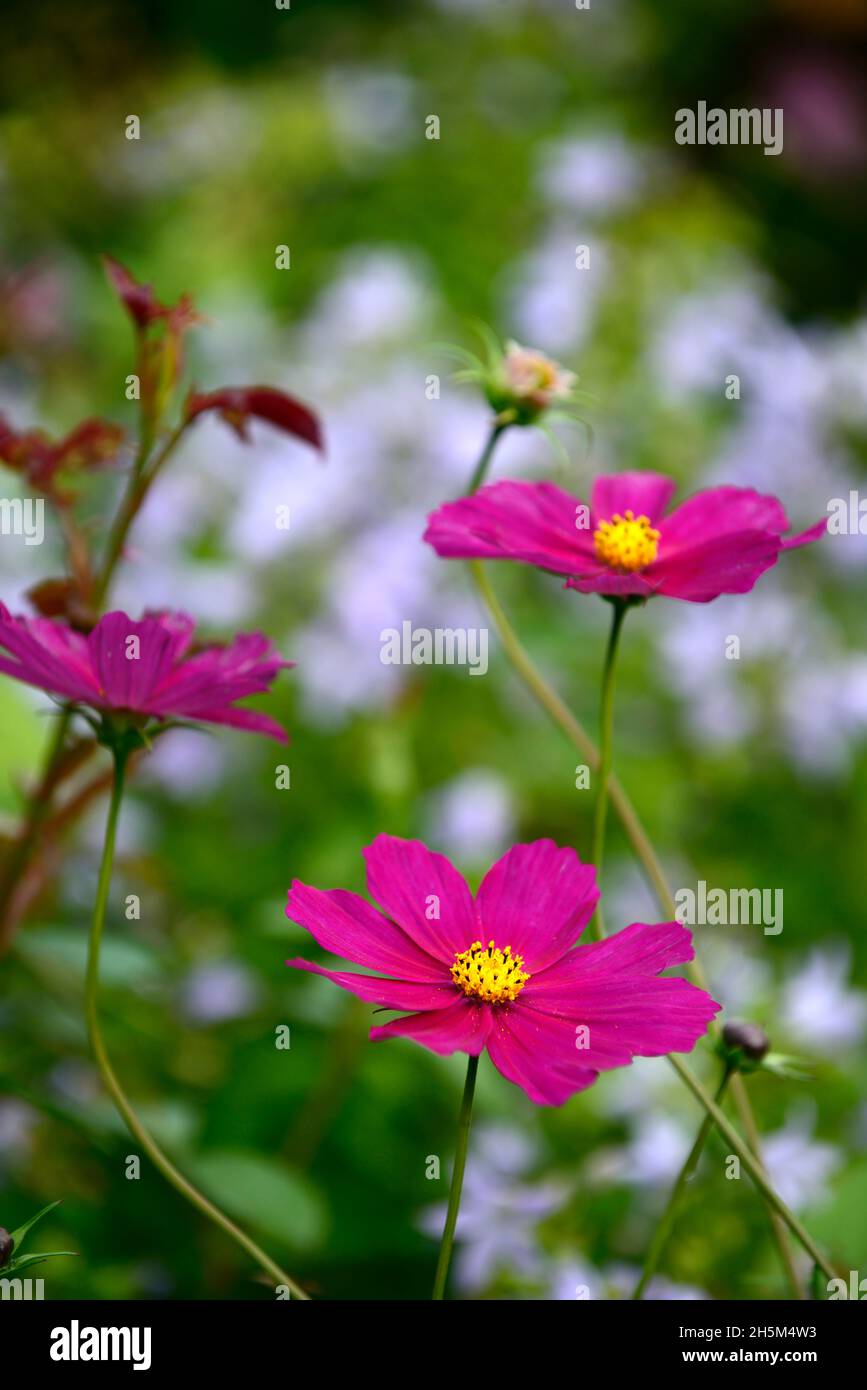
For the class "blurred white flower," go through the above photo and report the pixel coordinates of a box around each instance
[180,961,260,1024]
[507,230,608,354]
[763,1106,842,1210]
[424,769,516,865]
[781,948,867,1054]
[537,132,651,216]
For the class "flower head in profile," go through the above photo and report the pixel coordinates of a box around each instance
[425,470,825,603]
[0,606,292,743]
[442,327,586,429]
[491,340,577,419]
[285,836,719,1105]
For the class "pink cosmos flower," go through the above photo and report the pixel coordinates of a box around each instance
[285,836,720,1105]
[0,607,292,742]
[424,471,826,603]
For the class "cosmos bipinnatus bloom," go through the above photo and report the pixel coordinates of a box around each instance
[285,835,719,1105]
[425,471,825,603]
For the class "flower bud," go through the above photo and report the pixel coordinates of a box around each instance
[723,1020,770,1063]
[0,1228,15,1268]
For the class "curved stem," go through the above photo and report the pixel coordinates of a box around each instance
[432,1054,479,1300]
[86,751,309,1299]
[589,600,627,940]
[633,1064,733,1299]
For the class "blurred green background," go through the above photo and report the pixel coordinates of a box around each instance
[1,0,866,1300]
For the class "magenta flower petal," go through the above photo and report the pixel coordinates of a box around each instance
[781,518,828,549]
[424,472,824,604]
[424,480,594,574]
[286,958,455,1010]
[363,834,479,965]
[475,840,599,972]
[0,605,96,701]
[0,606,289,740]
[532,919,696,980]
[284,839,720,1105]
[285,882,449,981]
[646,530,781,602]
[370,999,492,1055]
[487,1008,599,1106]
[591,471,677,526]
[658,486,790,546]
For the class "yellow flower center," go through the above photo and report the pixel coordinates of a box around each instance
[451,939,530,1003]
[593,510,660,572]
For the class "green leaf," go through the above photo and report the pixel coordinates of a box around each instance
[6,1251,77,1273]
[187,1149,327,1252]
[8,1199,62,1249]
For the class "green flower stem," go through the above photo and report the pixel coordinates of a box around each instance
[86,750,309,1299]
[432,1054,479,1300]
[463,428,811,1293]
[464,421,506,495]
[95,421,188,605]
[633,1063,733,1299]
[668,1053,834,1282]
[589,600,628,940]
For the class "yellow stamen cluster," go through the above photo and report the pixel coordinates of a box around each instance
[451,939,530,1004]
[593,510,660,572]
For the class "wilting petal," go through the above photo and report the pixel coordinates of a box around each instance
[370,998,492,1055]
[286,958,456,1011]
[285,881,448,981]
[475,840,598,972]
[363,835,479,964]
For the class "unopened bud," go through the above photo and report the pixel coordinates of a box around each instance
[723,1020,770,1063]
[0,1228,14,1267]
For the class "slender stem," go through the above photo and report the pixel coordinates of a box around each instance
[633,1065,733,1298]
[668,1053,834,1281]
[465,422,505,495]
[589,600,627,940]
[85,751,309,1299]
[432,1054,479,1300]
[461,428,814,1289]
[95,422,186,604]
[732,1075,804,1298]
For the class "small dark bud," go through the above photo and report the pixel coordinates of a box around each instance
[723,1020,770,1063]
[0,1228,14,1267]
